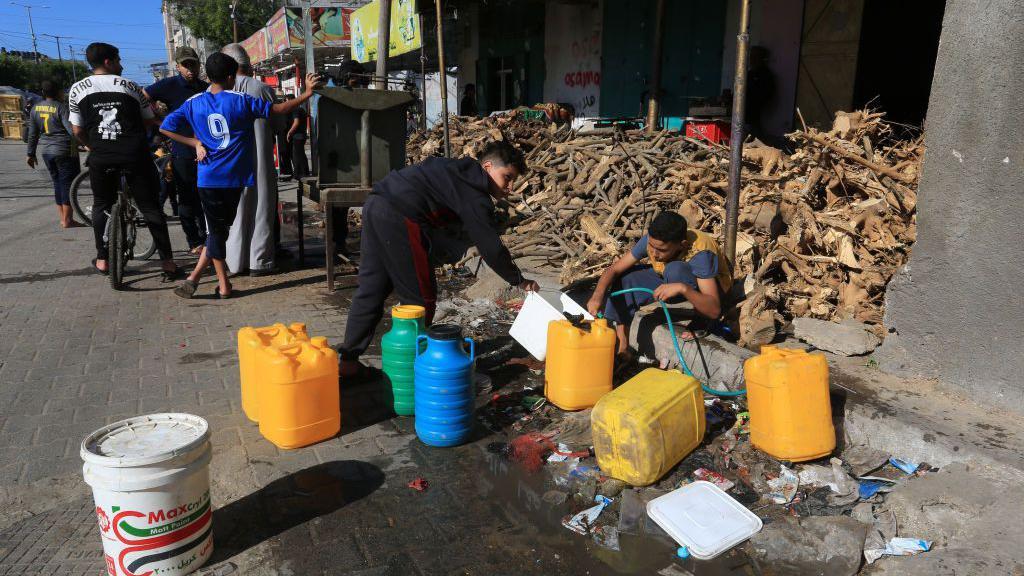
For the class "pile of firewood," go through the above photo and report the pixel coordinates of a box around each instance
[408,110,923,345]
[406,115,571,163]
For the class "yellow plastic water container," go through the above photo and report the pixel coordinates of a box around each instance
[591,368,706,486]
[238,323,309,422]
[544,318,616,410]
[257,336,340,449]
[744,345,836,462]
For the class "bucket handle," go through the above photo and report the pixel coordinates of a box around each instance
[464,337,475,361]
[416,334,427,357]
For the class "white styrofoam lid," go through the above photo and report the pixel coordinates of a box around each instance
[81,413,210,466]
[646,481,763,560]
[509,291,564,361]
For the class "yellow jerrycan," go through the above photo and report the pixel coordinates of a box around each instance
[257,336,340,449]
[744,345,836,462]
[238,323,309,422]
[591,368,706,486]
[545,318,616,410]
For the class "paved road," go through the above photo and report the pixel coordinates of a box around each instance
[0,142,680,576]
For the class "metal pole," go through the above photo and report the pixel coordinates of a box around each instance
[435,0,450,157]
[645,0,666,133]
[375,0,392,89]
[419,13,426,131]
[723,0,751,266]
[231,0,239,44]
[10,3,43,64]
[42,33,63,63]
[302,0,318,173]
[68,44,77,80]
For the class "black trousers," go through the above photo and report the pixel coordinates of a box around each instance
[276,132,292,176]
[291,136,309,179]
[90,157,173,261]
[339,195,436,360]
[197,187,243,261]
[171,155,207,249]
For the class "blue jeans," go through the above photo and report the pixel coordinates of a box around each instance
[602,262,698,326]
[42,154,80,205]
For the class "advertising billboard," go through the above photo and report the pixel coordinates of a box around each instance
[351,0,421,63]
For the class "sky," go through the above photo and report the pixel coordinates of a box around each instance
[0,0,168,84]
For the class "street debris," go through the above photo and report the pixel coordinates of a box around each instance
[767,465,800,504]
[864,537,932,564]
[562,495,613,535]
[407,477,428,492]
[592,525,621,551]
[692,468,734,491]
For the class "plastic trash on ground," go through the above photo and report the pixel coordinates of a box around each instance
[563,495,613,535]
[692,468,734,491]
[864,537,932,564]
[592,525,621,551]
[509,291,593,360]
[889,457,919,475]
[767,465,799,504]
[646,481,763,560]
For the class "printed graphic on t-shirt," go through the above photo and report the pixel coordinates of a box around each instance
[68,74,153,164]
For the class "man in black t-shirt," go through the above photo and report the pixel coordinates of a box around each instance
[286,102,308,179]
[69,42,177,277]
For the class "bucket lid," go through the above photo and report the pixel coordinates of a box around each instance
[427,324,463,341]
[80,413,210,467]
[392,304,426,319]
[646,481,763,560]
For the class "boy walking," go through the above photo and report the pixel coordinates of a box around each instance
[26,79,80,228]
[159,52,320,298]
[339,141,539,379]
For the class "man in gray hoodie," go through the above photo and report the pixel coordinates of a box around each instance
[26,79,80,228]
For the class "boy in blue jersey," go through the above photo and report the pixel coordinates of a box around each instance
[160,53,320,298]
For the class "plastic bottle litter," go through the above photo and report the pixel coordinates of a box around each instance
[676,546,690,559]
[562,495,613,535]
[864,537,932,564]
[767,465,799,504]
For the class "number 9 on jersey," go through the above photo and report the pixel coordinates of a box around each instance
[207,113,231,149]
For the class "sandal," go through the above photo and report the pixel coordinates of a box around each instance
[215,287,233,299]
[91,259,109,276]
[160,267,180,283]
[174,279,198,299]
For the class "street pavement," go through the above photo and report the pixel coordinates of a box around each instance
[0,141,672,576]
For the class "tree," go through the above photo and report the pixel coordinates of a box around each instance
[169,0,278,49]
[0,56,85,92]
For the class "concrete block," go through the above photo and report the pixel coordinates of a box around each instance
[792,318,881,356]
[750,516,869,576]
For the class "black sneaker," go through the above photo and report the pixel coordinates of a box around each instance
[249,267,277,277]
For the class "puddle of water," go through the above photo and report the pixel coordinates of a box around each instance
[473,444,762,576]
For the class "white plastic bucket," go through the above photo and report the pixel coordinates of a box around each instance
[81,413,213,576]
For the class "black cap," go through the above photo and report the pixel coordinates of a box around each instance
[427,324,463,341]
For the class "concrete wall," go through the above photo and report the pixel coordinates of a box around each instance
[720,0,804,137]
[543,1,603,124]
[876,0,1024,412]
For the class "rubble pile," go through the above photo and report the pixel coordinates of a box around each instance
[409,110,923,345]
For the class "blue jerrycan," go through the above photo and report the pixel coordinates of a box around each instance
[414,324,476,447]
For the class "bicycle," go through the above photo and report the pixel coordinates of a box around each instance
[69,153,170,261]
[105,166,143,290]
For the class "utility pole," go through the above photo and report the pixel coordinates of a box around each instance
[231,0,239,44]
[10,2,48,65]
[723,0,751,265]
[435,0,450,157]
[374,0,391,89]
[645,0,666,133]
[302,0,317,172]
[41,33,65,63]
[68,44,78,80]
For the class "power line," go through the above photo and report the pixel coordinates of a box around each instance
[9,1,46,64]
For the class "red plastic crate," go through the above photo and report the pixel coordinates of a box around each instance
[685,119,731,145]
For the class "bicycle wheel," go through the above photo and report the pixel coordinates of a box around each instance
[109,200,126,290]
[70,168,93,226]
[128,201,157,260]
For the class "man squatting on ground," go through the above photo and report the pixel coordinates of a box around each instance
[338,141,540,379]
[587,211,733,359]
[159,52,320,299]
